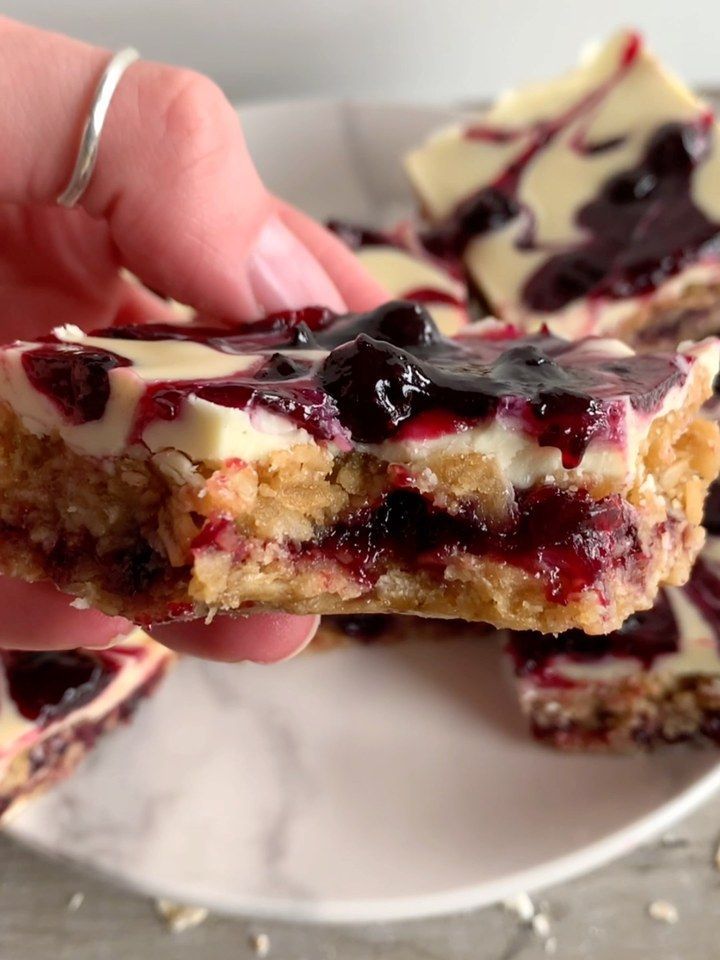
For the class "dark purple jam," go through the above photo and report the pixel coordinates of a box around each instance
[27,301,687,466]
[325,614,396,641]
[523,121,720,312]
[22,345,130,424]
[509,590,678,677]
[418,30,719,314]
[319,325,680,462]
[325,219,391,251]
[703,479,720,533]
[308,485,641,604]
[1,650,119,725]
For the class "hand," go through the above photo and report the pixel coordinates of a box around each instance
[0,17,387,660]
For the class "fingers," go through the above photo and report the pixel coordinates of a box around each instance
[0,19,388,325]
[0,18,269,319]
[0,567,318,662]
[150,613,319,663]
[0,576,133,651]
[277,201,390,311]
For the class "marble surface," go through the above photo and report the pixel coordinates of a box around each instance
[2,797,720,960]
[6,639,720,922]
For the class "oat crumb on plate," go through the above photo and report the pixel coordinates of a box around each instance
[155,899,209,933]
[647,900,680,924]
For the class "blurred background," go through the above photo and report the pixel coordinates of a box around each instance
[6,0,716,104]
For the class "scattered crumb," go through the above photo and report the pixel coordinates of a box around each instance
[66,892,85,913]
[647,900,679,925]
[249,932,271,957]
[502,892,555,948]
[69,598,90,610]
[532,912,551,938]
[714,838,720,871]
[155,899,209,933]
[502,892,535,923]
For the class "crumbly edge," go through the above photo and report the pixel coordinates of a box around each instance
[516,672,720,752]
[613,281,720,350]
[0,362,715,632]
[0,655,172,822]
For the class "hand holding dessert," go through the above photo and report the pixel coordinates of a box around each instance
[0,16,386,659]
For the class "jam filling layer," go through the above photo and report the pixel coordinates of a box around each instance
[297,485,642,604]
[21,302,691,468]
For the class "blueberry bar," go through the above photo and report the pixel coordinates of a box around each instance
[506,526,720,751]
[406,31,720,346]
[0,301,716,632]
[327,219,471,335]
[0,629,171,819]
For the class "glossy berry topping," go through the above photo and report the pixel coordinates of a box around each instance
[22,345,130,424]
[523,122,719,312]
[422,188,521,261]
[2,650,119,725]
[320,324,678,461]
[25,301,691,466]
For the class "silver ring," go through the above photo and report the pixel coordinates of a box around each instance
[57,47,140,208]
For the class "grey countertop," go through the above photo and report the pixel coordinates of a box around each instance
[2,792,719,960]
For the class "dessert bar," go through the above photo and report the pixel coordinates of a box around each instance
[0,303,715,632]
[0,628,171,818]
[507,529,720,751]
[406,31,720,345]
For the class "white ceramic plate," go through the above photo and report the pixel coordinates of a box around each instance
[6,101,720,923]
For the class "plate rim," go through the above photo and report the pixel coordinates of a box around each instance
[7,756,720,923]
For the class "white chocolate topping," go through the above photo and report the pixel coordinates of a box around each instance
[356,245,468,336]
[406,31,720,337]
[0,321,714,491]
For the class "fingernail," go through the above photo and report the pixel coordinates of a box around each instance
[246,216,346,313]
[271,614,321,663]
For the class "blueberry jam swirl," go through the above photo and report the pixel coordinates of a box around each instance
[421,31,720,313]
[22,301,691,470]
[1,649,120,726]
